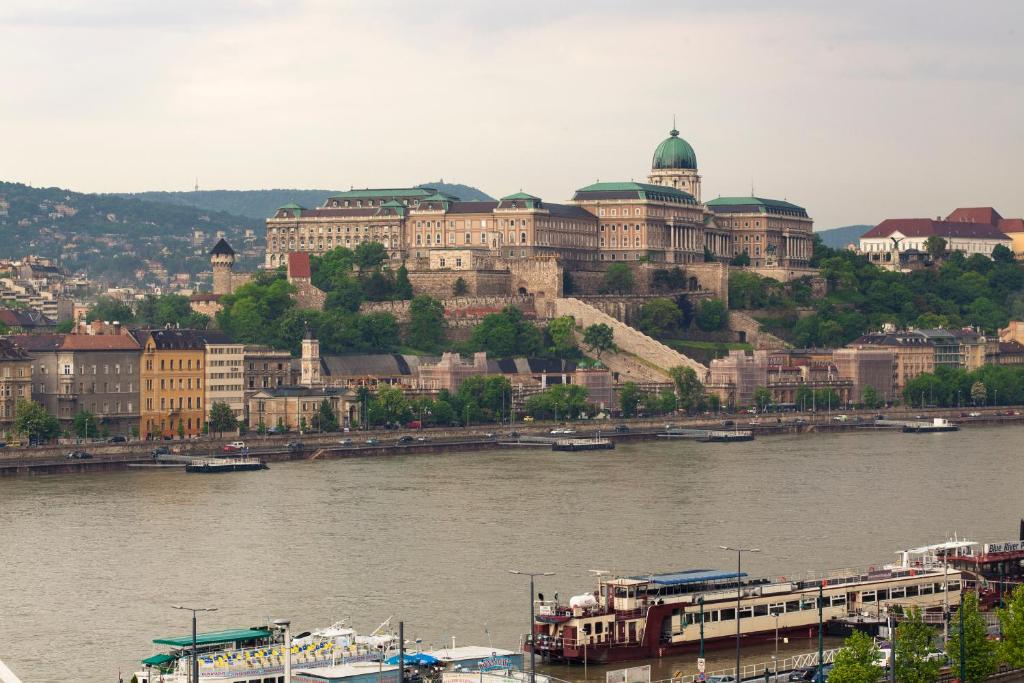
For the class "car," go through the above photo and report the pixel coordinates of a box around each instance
[550,428,576,435]
[484,432,497,439]
[365,438,379,445]
[287,441,303,451]
[613,425,630,433]
[707,676,736,683]
[151,446,170,456]
[107,435,127,443]
[222,441,246,452]
[967,411,982,417]
[508,431,520,439]
[832,415,848,422]
[337,438,353,446]
[398,435,415,443]
[416,435,429,442]
[267,426,287,435]
[522,416,535,422]
[721,419,736,427]
[876,414,886,420]
[66,450,92,460]
[914,415,926,420]
[0,441,6,449]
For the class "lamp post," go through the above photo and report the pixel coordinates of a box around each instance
[770,608,782,683]
[958,590,965,683]
[171,605,217,683]
[510,570,554,683]
[273,619,292,683]
[817,584,824,683]
[719,546,759,680]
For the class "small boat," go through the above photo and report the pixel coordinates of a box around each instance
[902,418,959,433]
[551,438,614,451]
[185,457,268,473]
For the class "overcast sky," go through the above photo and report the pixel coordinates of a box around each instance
[1,0,1022,228]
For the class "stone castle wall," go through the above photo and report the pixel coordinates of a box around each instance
[578,292,714,326]
[728,310,789,350]
[407,269,511,298]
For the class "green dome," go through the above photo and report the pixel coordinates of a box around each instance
[652,128,697,170]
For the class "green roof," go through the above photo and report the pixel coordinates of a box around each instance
[574,181,698,204]
[652,129,697,170]
[706,196,808,216]
[278,202,304,210]
[153,628,272,648]
[329,188,436,200]
[142,653,177,666]
[501,192,541,201]
[420,192,458,202]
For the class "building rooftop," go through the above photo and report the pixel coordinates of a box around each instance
[210,238,236,256]
[706,196,809,217]
[862,218,1011,240]
[651,128,698,170]
[573,181,698,205]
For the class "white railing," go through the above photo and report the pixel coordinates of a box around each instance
[654,648,840,683]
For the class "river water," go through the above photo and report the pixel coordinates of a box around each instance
[1,426,1020,683]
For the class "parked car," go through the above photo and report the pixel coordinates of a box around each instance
[337,438,353,446]
[550,428,576,435]
[222,441,246,452]
[397,435,415,444]
[66,450,92,460]
[416,435,429,442]
[613,425,630,433]
[522,416,535,422]
[0,441,7,449]
[107,435,127,443]
[267,426,287,435]
[508,431,520,439]
[365,438,379,445]
[707,676,736,683]
[287,441,303,451]
[151,446,170,457]
[721,419,736,427]
[484,432,497,439]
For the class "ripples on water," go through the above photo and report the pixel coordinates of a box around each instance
[0,426,1019,682]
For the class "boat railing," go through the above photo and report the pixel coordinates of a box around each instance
[649,647,841,683]
[190,642,378,676]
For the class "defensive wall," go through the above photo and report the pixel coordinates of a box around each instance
[577,292,714,327]
[728,310,790,349]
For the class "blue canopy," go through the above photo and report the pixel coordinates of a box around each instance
[386,653,441,666]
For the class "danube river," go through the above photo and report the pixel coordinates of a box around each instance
[1,426,1020,682]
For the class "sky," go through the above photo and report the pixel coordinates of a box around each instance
[1,0,1022,229]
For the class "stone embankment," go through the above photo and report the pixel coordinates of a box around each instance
[728,310,789,349]
[552,297,707,378]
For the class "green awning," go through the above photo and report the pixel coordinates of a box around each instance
[142,653,176,666]
[153,628,271,648]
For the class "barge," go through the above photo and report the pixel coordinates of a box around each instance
[185,457,268,473]
[902,418,959,433]
[552,438,614,452]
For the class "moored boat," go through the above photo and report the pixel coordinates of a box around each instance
[902,418,959,433]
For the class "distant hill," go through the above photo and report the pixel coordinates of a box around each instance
[816,224,873,249]
[119,182,495,220]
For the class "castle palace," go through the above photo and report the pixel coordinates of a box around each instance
[264,127,814,272]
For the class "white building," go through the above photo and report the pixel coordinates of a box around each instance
[859,208,1013,265]
[205,341,246,421]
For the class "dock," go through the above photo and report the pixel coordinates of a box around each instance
[658,428,755,442]
[185,457,268,473]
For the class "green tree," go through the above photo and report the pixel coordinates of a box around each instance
[14,400,60,443]
[947,592,997,683]
[618,382,642,417]
[602,263,635,294]
[924,235,948,260]
[86,296,135,323]
[452,277,469,296]
[394,264,414,299]
[135,294,209,328]
[470,306,542,357]
[695,299,727,331]
[582,323,615,358]
[72,409,99,439]
[177,420,185,439]
[524,384,590,420]
[353,241,388,270]
[546,316,579,359]
[895,607,942,683]
[992,244,1015,264]
[753,386,773,411]
[368,385,412,426]
[829,630,882,683]
[730,250,751,267]
[998,584,1024,668]
[860,385,881,409]
[669,366,704,414]
[208,401,237,436]
[638,298,682,338]
[314,399,339,432]
[707,394,721,413]
[55,319,74,333]
[406,295,447,352]
[970,381,987,406]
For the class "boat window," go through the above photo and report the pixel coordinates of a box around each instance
[264,678,276,683]
[830,595,846,606]
[934,583,944,593]
[720,608,736,621]
[786,600,800,613]
[595,622,603,634]
[754,604,768,617]
[769,603,785,615]
[890,587,906,598]
[862,591,876,603]
[876,589,889,600]
[685,614,696,625]
[948,581,961,592]
[919,583,933,595]
[739,606,753,618]
[905,585,919,597]
[707,611,720,622]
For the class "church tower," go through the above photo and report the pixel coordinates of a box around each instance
[647,125,702,201]
[301,329,323,387]
[210,238,237,296]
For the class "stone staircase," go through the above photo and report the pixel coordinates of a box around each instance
[552,297,708,379]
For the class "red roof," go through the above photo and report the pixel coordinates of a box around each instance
[946,207,1003,224]
[862,218,1010,240]
[60,334,141,351]
[287,252,312,279]
[999,218,1024,234]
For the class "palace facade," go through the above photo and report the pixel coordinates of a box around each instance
[264,127,813,270]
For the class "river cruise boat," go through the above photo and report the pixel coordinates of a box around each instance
[529,550,963,664]
[925,523,1024,608]
[135,621,399,683]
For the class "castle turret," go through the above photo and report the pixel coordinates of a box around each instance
[210,238,236,295]
[301,328,323,387]
[647,126,701,201]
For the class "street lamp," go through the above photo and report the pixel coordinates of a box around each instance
[770,608,782,683]
[510,570,555,683]
[171,605,217,683]
[719,546,759,681]
[273,619,292,683]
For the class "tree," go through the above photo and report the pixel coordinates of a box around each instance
[546,316,579,359]
[730,251,751,267]
[669,366,704,414]
[695,299,727,331]
[353,241,388,270]
[618,382,642,417]
[998,584,1024,668]
[208,401,237,436]
[753,386,773,411]
[703,246,716,262]
[992,244,1015,264]
[72,409,99,439]
[924,236,948,260]
[582,323,615,358]
[470,306,542,357]
[638,298,682,338]
[55,319,74,333]
[314,399,339,432]
[86,296,135,323]
[452,277,469,296]
[602,263,634,294]
[946,591,997,683]
[406,295,447,352]
[14,400,60,443]
[894,607,942,683]
[394,264,414,299]
[861,385,881,409]
[970,381,987,406]
[829,630,882,683]
[368,385,412,426]
[177,420,185,439]
[707,394,721,413]
[524,384,590,420]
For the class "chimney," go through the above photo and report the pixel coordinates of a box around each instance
[112,321,121,335]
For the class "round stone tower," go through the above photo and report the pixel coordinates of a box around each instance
[210,238,236,296]
[647,126,702,201]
